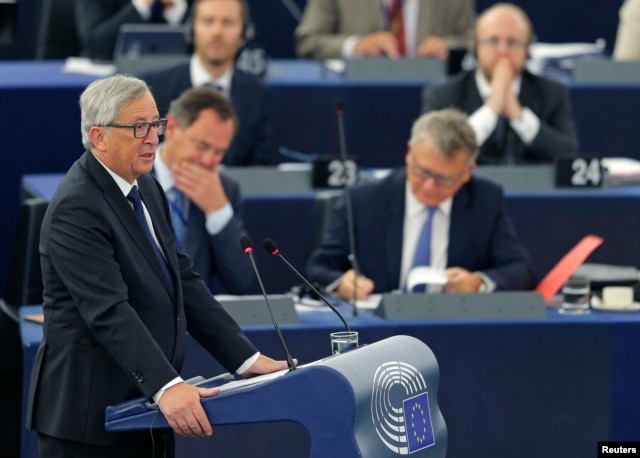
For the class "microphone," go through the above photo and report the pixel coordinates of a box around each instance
[280,0,303,23]
[262,238,351,332]
[240,236,296,371]
[335,99,361,317]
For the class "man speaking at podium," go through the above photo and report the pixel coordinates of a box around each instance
[25,75,291,458]
[306,108,537,301]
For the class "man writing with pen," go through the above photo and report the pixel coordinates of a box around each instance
[305,108,537,300]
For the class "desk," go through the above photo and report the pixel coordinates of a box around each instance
[22,173,640,293]
[247,0,621,58]
[20,304,640,458]
[3,60,640,293]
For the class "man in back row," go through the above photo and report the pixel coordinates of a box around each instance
[422,3,579,164]
[140,0,273,165]
[306,108,537,300]
[295,0,475,60]
[156,86,255,294]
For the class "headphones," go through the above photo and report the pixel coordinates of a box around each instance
[184,0,255,46]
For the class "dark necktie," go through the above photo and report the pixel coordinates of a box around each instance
[168,188,186,252]
[149,0,164,23]
[408,206,437,293]
[388,0,406,56]
[203,82,224,93]
[127,185,174,289]
[495,116,515,165]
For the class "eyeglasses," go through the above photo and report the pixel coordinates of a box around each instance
[101,119,167,138]
[410,157,468,188]
[478,37,527,50]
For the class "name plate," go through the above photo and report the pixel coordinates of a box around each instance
[375,292,547,320]
[312,157,359,189]
[555,157,604,188]
[236,44,269,78]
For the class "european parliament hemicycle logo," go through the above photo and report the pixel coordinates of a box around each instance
[371,361,435,454]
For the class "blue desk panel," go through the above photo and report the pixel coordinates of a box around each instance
[20,304,640,458]
[3,60,640,295]
[22,173,640,294]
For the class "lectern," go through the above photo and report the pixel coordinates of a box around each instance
[105,335,446,457]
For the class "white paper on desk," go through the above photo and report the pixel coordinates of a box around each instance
[355,293,382,310]
[324,59,345,74]
[529,42,605,60]
[62,57,116,76]
[601,157,640,177]
[406,267,447,292]
[218,360,323,393]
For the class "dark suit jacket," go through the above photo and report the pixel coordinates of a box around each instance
[75,0,193,60]
[185,173,256,294]
[306,168,537,292]
[26,152,257,446]
[139,63,274,165]
[421,70,580,164]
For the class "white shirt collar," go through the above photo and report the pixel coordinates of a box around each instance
[92,153,138,197]
[190,55,233,92]
[475,69,522,100]
[404,180,453,218]
[153,144,174,192]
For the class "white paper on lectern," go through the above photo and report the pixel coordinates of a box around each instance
[406,267,448,291]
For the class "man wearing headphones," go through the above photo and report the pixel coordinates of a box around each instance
[421,3,579,165]
[139,0,274,165]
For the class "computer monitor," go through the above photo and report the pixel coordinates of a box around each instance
[114,23,189,74]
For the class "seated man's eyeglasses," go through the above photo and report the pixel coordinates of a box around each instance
[101,119,168,138]
[478,37,527,49]
[410,157,468,188]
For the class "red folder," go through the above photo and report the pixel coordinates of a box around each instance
[535,235,604,302]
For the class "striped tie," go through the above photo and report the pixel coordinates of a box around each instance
[409,206,436,293]
[127,185,174,290]
[168,188,186,252]
[388,0,406,56]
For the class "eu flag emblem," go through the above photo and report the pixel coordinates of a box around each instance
[403,392,435,453]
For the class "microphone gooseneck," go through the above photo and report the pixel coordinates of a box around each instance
[334,99,360,317]
[239,236,296,371]
[262,238,351,332]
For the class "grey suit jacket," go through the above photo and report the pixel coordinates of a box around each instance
[26,152,257,446]
[421,70,580,164]
[295,0,475,60]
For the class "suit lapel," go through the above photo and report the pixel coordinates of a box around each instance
[172,64,193,104]
[518,71,537,112]
[384,171,407,289]
[184,203,205,258]
[138,176,179,298]
[447,181,471,267]
[464,73,484,112]
[83,154,176,298]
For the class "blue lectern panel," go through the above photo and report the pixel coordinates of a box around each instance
[105,335,445,457]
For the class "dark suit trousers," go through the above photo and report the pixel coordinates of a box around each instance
[37,431,175,458]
